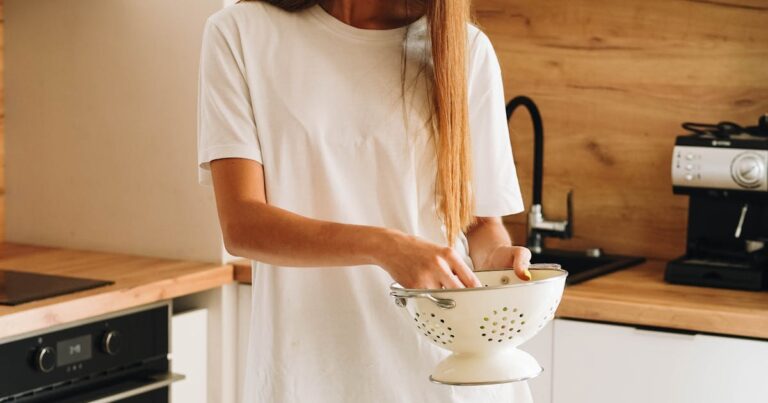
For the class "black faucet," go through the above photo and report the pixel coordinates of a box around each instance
[506,96,573,253]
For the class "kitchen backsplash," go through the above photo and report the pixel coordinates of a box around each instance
[483,0,768,260]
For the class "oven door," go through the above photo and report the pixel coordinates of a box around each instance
[52,372,185,403]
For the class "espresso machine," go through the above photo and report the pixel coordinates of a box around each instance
[666,117,768,290]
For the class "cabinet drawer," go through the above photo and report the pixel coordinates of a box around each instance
[553,319,768,403]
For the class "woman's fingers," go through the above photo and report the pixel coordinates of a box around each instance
[510,247,533,281]
[441,248,482,288]
[439,270,465,289]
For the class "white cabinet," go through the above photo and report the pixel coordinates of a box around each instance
[521,322,554,403]
[552,319,768,403]
[171,309,209,403]
[174,286,239,403]
[236,285,253,403]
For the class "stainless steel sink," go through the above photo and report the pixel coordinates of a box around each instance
[530,249,645,285]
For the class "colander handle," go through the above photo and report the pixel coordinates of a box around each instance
[389,291,456,310]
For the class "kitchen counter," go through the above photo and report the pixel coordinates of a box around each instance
[0,243,233,339]
[233,259,768,340]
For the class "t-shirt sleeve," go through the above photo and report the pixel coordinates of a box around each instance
[197,18,263,186]
[467,29,525,217]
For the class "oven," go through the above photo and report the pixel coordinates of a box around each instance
[0,302,184,402]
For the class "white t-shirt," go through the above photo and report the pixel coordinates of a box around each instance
[198,3,527,402]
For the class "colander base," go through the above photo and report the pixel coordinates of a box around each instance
[429,348,542,386]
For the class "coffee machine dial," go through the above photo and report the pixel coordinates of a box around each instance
[731,152,765,189]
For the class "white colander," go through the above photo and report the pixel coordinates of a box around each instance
[390,264,567,385]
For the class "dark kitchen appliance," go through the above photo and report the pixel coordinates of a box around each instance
[0,302,184,402]
[0,270,113,306]
[666,118,768,290]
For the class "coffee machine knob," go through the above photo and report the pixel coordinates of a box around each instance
[102,330,123,356]
[731,153,764,188]
[36,346,56,373]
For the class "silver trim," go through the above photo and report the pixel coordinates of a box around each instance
[389,265,567,295]
[102,330,121,355]
[36,346,56,373]
[389,292,456,309]
[735,204,748,238]
[671,145,768,191]
[87,372,185,403]
[429,366,544,386]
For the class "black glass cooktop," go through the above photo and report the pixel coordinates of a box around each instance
[0,270,113,306]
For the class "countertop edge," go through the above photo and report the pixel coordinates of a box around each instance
[0,265,234,340]
[558,293,768,340]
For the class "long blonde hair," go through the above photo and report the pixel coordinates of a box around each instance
[240,0,474,244]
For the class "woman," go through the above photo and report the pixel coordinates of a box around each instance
[198,0,532,401]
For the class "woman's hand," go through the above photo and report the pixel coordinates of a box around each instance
[478,245,533,281]
[374,230,482,290]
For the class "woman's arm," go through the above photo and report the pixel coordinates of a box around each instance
[210,158,482,289]
[466,217,532,280]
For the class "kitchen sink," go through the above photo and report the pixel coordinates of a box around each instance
[530,249,645,285]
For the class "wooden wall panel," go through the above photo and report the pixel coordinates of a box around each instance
[477,0,768,260]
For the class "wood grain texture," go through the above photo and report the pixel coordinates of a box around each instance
[558,260,768,339]
[475,0,768,259]
[233,258,768,339]
[0,243,233,339]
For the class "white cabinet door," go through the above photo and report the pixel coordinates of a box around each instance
[171,309,208,403]
[236,285,253,403]
[553,319,768,403]
[521,322,554,403]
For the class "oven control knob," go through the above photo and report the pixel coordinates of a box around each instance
[36,346,56,373]
[731,153,764,189]
[102,330,123,356]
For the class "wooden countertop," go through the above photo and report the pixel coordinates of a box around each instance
[233,259,768,340]
[557,260,768,339]
[0,243,233,339]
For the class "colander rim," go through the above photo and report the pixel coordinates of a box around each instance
[389,264,567,294]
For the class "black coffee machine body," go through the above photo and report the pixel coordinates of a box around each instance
[666,133,768,290]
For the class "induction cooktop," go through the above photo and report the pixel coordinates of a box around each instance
[0,270,113,306]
